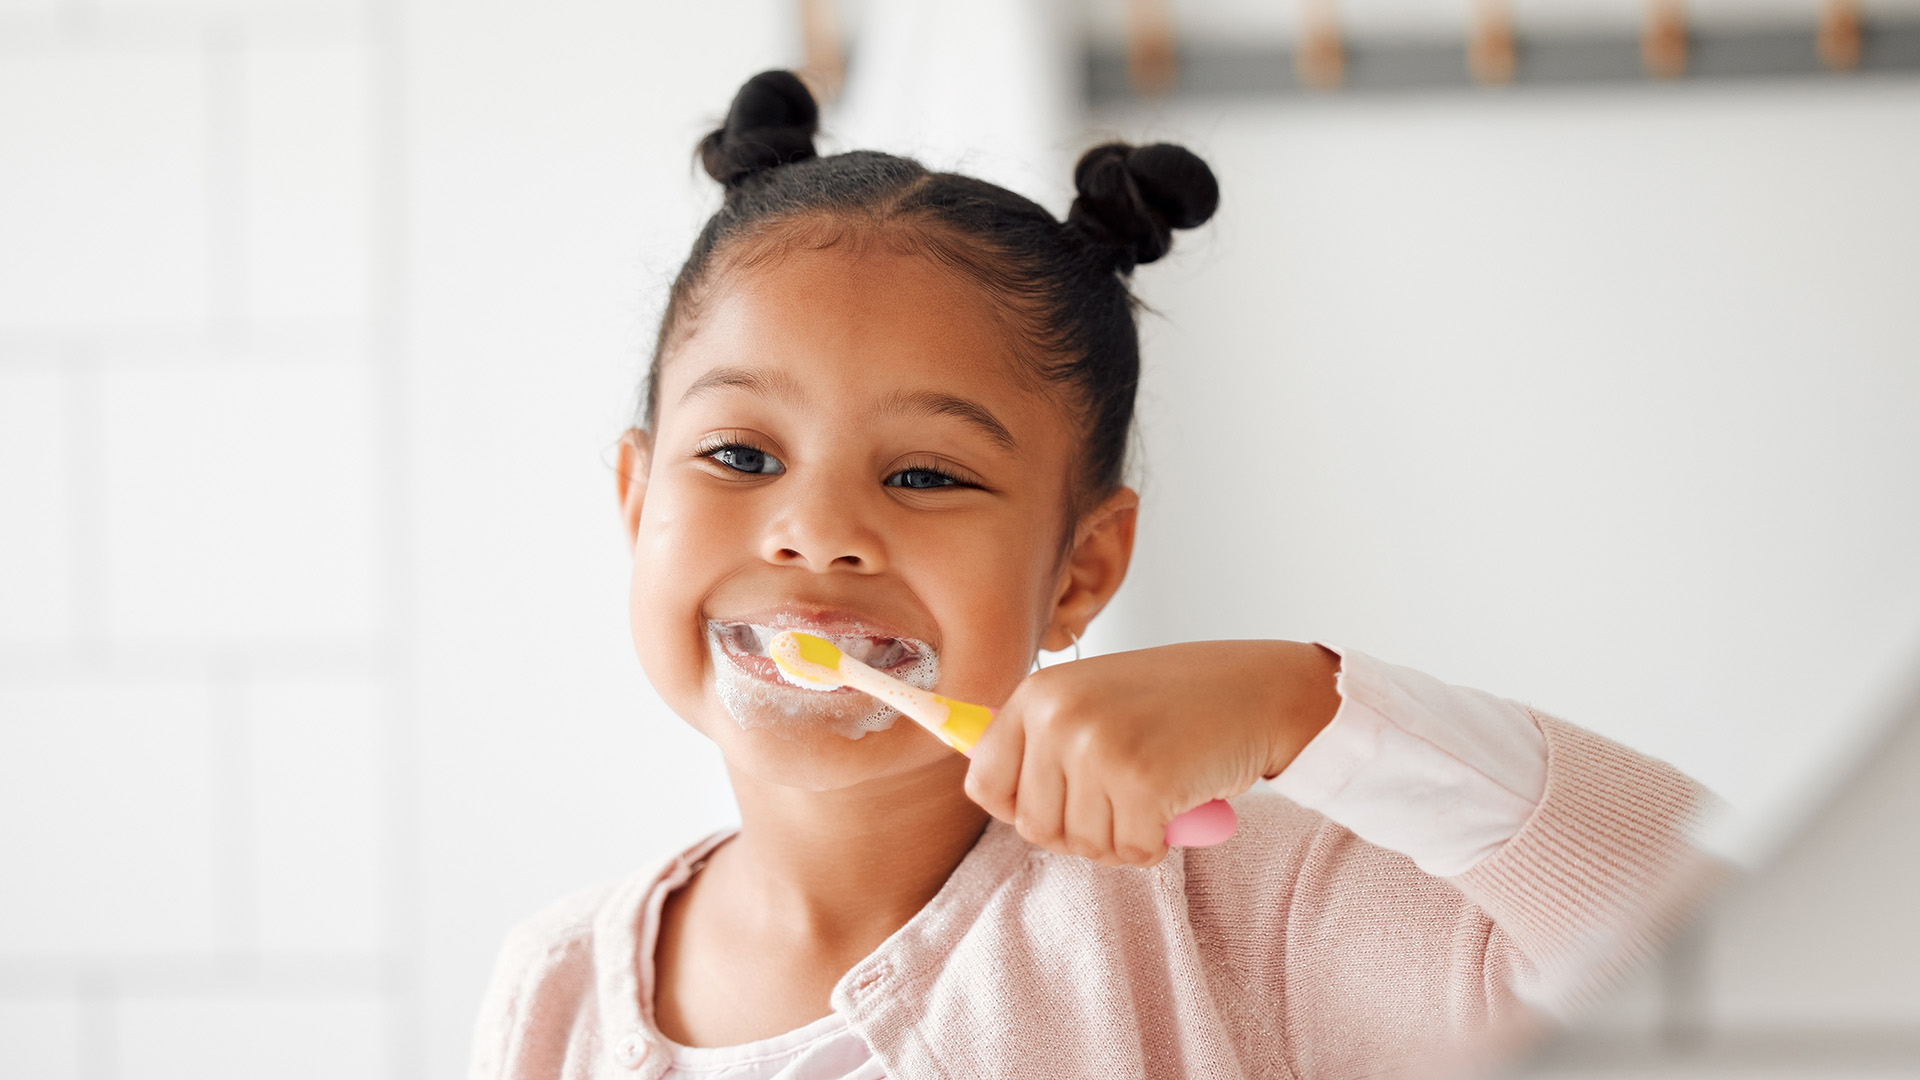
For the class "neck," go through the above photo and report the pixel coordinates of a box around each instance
[716,754,990,950]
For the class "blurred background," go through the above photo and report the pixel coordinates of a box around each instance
[2,0,1918,1077]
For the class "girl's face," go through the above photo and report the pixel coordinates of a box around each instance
[618,238,1135,791]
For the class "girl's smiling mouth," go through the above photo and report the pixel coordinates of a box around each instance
[709,619,929,687]
[714,618,936,684]
[704,612,943,739]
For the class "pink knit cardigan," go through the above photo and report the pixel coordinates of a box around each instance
[470,716,1707,1079]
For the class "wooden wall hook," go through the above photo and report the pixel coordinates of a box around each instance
[1127,0,1179,95]
[797,0,845,103]
[1819,0,1863,72]
[1643,0,1689,79]
[1468,0,1517,84]
[1297,0,1346,90]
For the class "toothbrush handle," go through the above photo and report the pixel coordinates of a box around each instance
[864,672,1238,848]
[1166,799,1237,847]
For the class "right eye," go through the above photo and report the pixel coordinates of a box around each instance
[706,444,785,475]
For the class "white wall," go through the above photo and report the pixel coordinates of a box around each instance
[0,2,794,1077]
[2,3,407,1077]
[6,3,1920,1078]
[1090,80,1920,858]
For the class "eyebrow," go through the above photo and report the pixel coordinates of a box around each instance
[678,366,804,405]
[883,389,1018,451]
[678,365,1017,451]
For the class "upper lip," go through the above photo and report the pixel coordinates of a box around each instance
[706,607,928,648]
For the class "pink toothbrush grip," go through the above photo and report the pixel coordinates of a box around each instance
[1165,799,1237,847]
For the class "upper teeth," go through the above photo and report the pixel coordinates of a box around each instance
[716,623,916,669]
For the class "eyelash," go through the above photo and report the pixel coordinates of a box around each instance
[885,459,970,490]
[694,438,977,491]
[694,436,782,477]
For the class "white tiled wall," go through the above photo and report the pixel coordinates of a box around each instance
[9,2,1919,1077]
[0,678,222,956]
[97,357,383,642]
[0,1,406,1074]
[0,46,210,328]
[116,994,390,1080]
[240,42,373,325]
[245,676,390,956]
[3,2,789,1074]
[0,364,73,645]
[0,998,81,1080]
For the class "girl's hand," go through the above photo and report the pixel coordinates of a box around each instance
[963,641,1342,868]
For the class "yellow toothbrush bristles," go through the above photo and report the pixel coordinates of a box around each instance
[768,630,847,690]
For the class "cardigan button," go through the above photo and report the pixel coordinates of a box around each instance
[614,1033,649,1069]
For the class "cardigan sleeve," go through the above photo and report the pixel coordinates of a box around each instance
[1237,657,1720,1078]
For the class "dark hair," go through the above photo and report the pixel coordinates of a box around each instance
[641,69,1218,505]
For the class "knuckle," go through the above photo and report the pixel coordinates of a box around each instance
[962,769,989,803]
[1111,757,1156,791]
[1014,811,1058,847]
[1063,723,1101,762]
[963,777,1001,816]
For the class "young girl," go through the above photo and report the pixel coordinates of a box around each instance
[469,70,1712,1080]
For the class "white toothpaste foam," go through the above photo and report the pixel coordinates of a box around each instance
[706,621,940,740]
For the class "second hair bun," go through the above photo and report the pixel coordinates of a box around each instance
[1068,142,1220,273]
[700,70,820,190]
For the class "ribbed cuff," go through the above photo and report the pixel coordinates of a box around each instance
[1453,715,1721,1012]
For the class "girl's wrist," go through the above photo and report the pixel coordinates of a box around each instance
[1260,641,1343,780]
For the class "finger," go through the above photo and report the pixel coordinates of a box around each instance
[1063,774,1117,863]
[1111,789,1171,868]
[963,707,1024,824]
[1013,740,1068,851]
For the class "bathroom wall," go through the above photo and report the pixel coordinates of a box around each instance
[1088,70,1920,1079]
[0,1,787,1076]
[1090,77,1920,860]
[4,1,1917,1076]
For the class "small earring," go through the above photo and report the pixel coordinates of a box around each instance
[1030,629,1083,673]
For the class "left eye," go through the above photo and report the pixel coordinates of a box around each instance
[709,445,785,475]
[886,467,959,490]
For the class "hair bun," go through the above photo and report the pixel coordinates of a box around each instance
[699,70,820,190]
[1067,142,1219,273]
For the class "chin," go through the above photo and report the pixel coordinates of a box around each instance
[710,710,954,792]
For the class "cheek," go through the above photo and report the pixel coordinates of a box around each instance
[906,511,1064,704]
[625,485,745,710]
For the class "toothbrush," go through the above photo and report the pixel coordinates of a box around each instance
[768,630,1238,848]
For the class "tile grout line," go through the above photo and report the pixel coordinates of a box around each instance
[76,970,115,1080]
[63,349,109,659]
[205,12,248,340]
[364,0,423,1074]
[209,658,258,958]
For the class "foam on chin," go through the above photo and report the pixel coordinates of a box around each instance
[706,622,940,740]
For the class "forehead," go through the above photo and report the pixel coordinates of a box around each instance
[657,240,1050,424]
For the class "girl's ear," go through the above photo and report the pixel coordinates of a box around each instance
[1044,486,1139,650]
[615,429,654,547]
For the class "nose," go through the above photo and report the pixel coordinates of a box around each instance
[760,474,887,573]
